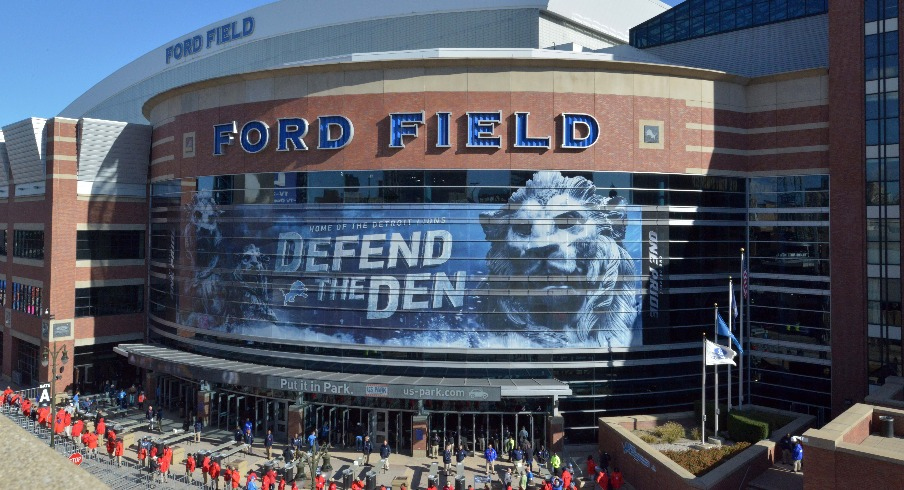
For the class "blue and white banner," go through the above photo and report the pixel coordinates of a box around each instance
[704,339,737,366]
[177,171,647,348]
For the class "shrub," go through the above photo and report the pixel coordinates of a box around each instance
[727,412,770,443]
[662,442,751,476]
[690,427,702,441]
[656,422,686,443]
[638,433,658,444]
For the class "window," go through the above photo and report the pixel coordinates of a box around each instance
[13,230,44,260]
[75,284,144,317]
[0,279,6,306]
[0,230,6,256]
[76,230,145,261]
[11,283,41,316]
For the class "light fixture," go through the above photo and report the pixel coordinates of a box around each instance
[61,346,69,366]
[41,349,49,368]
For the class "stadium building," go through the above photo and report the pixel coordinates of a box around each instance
[0,0,892,448]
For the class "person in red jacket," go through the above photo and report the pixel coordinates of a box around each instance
[95,417,106,436]
[351,478,365,490]
[232,468,242,489]
[159,455,170,483]
[202,453,212,486]
[149,444,158,460]
[185,453,196,480]
[115,438,124,467]
[562,467,572,490]
[610,468,623,490]
[72,419,84,444]
[586,456,596,480]
[278,477,287,490]
[246,472,258,489]
[20,397,31,417]
[209,459,221,490]
[595,470,608,490]
[267,468,278,489]
[63,410,72,439]
[106,437,116,461]
[328,480,337,490]
[86,432,98,458]
[290,481,298,490]
[315,472,326,490]
[223,466,233,489]
[138,445,148,468]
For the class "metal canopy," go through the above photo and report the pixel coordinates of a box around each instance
[115,343,571,402]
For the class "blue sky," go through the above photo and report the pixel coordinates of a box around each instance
[0,0,683,127]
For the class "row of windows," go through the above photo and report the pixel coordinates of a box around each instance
[11,283,41,316]
[153,171,748,208]
[865,0,900,22]
[13,230,44,260]
[630,0,827,49]
[75,285,144,318]
[76,230,145,261]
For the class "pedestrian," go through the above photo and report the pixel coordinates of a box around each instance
[550,453,561,476]
[561,466,572,489]
[443,444,453,474]
[610,468,623,490]
[503,468,513,489]
[95,416,106,437]
[210,458,221,490]
[537,445,549,468]
[138,391,146,410]
[147,405,155,431]
[308,429,318,452]
[185,453,195,480]
[245,428,255,455]
[115,438,124,467]
[456,445,467,468]
[523,441,534,472]
[505,435,516,462]
[159,454,170,482]
[235,426,245,443]
[265,429,274,459]
[551,477,563,490]
[519,472,527,490]
[202,452,211,486]
[195,417,203,443]
[244,418,254,435]
[512,446,524,472]
[780,433,793,465]
[792,441,803,473]
[223,466,232,489]
[585,456,596,480]
[363,435,373,465]
[138,444,147,468]
[484,443,498,475]
[155,407,164,432]
[599,452,610,473]
[379,438,392,472]
[231,466,241,489]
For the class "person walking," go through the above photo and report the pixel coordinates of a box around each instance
[792,441,804,473]
[362,435,373,466]
[779,433,793,465]
[484,443,498,476]
[155,407,164,433]
[456,445,468,469]
[443,444,453,474]
[137,444,148,468]
[210,458,221,490]
[115,438,124,467]
[610,468,623,490]
[550,453,561,476]
[265,429,274,459]
[308,429,318,452]
[244,428,255,455]
[137,391,146,410]
[195,417,203,443]
[185,453,196,481]
[146,405,155,431]
[379,439,392,472]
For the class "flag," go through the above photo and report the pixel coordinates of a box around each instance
[742,259,749,299]
[729,281,738,319]
[718,313,744,354]
[704,339,737,366]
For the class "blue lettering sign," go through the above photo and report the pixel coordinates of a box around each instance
[435,112,451,148]
[318,116,354,150]
[240,121,270,153]
[277,118,309,151]
[466,112,502,148]
[389,112,425,148]
[561,113,600,149]
[213,122,237,156]
[168,16,255,63]
[513,112,551,149]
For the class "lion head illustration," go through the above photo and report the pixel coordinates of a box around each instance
[479,171,638,347]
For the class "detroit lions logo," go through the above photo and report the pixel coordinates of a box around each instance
[281,280,308,306]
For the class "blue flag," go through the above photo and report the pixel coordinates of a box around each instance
[717,313,744,354]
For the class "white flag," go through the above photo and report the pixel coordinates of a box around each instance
[704,339,737,366]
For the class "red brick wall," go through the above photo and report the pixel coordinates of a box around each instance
[828,0,868,418]
[150,90,828,182]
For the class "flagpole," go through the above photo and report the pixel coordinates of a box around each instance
[728,277,733,413]
[713,302,719,439]
[740,248,745,408]
[701,333,707,444]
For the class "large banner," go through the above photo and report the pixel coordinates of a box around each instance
[177,171,646,348]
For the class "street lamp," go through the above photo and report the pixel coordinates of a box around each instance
[41,309,68,449]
